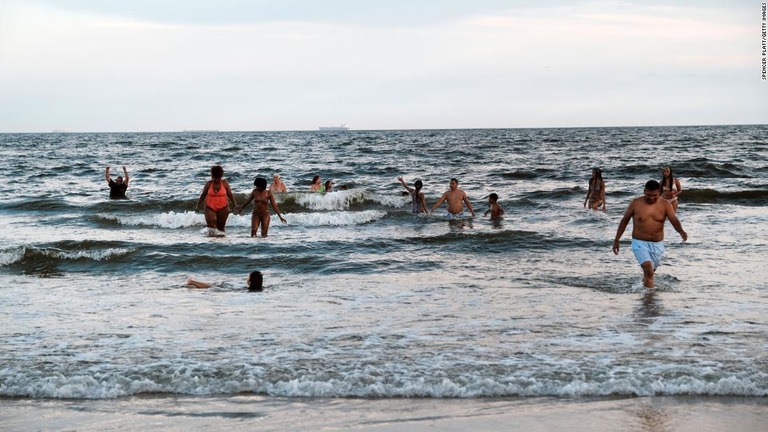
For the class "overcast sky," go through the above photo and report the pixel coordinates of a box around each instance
[0,0,764,132]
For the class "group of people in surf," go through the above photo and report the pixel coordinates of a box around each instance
[396,176,504,220]
[106,163,686,289]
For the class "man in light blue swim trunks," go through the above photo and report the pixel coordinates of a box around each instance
[430,178,475,218]
[613,180,688,288]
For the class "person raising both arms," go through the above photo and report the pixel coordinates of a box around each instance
[237,176,287,237]
[195,165,237,232]
[398,176,429,214]
[430,178,475,218]
[105,166,129,199]
[660,166,682,212]
[613,180,687,289]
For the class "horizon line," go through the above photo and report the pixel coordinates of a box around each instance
[1,122,766,134]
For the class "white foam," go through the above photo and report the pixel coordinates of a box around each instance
[47,248,132,261]
[2,361,765,399]
[293,189,367,211]
[286,210,387,226]
[0,247,24,266]
[110,211,203,229]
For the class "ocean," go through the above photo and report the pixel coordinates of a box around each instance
[1,125,766,430]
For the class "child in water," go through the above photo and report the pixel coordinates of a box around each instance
[186,271,264,292]
[484,193,505,220]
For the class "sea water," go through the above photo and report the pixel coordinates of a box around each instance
[0,126,766,408]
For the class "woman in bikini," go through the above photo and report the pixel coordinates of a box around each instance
[584,167,606,212]
[660,166,682,212]
[238,177,287,237]
[195,165,237,232]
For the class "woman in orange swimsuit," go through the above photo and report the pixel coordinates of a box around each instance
[237,177,287,237]
[195,165,237,232]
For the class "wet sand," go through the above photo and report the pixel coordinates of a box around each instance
[1,395,766,431]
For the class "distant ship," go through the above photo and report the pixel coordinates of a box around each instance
[319,124,349,131]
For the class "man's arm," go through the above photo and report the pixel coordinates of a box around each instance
[122,166,129,185]
[462,193,475,216]
[430,193,447,213]
[666,203,688,241]
[105,166,111,184]
[613,202,634,254]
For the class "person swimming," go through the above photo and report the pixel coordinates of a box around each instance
[186,271,264,292]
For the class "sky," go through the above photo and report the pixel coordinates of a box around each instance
[0,0,764,132]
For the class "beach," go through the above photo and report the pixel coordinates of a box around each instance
[2,395,767,431]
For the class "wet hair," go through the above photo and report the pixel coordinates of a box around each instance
[324,180,333,191]
[211,165,224,179]
[254,177,268,189]
[661,166,674,191]
[312,175,321,184]
[645,180,661,191]
[588,168,603,190]
[414,180,423,192]
[489,193,499,202]
[450,178,459,184]
[248,271,263,292]
[591,168,603,180]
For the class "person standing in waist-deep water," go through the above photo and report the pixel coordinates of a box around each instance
[186,271,264,292]
[105,166,129,199]
[613,180,688,289]
[310,175,323,192]
[584,167,606,212]
[430,178,476,218]
[237,177,287,237]
[484,193,505,220]
[195,165,237,232]
[397,176,429,214]
[660,166,682,212]
[269,174,287,193]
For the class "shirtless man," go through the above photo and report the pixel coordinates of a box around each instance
[613,180,688,288]
[430,178,475,218]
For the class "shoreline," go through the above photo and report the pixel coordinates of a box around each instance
[1,395,766,431]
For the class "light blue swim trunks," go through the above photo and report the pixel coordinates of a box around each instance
[631,238,665,269]
[447,211,465,219]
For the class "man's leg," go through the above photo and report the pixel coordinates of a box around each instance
[641,261,655,288]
